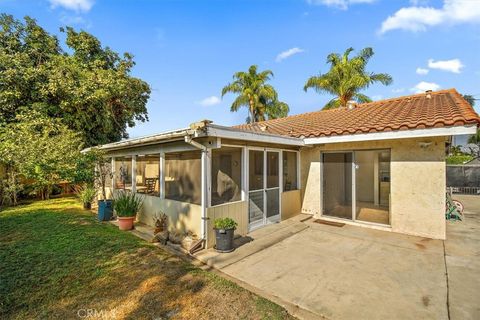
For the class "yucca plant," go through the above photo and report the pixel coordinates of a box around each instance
[75,185,96,209]
[113,191,144,217]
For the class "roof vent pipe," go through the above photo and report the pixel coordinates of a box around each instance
[347,100,357,110]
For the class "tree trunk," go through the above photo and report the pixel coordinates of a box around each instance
[249,97,255,123]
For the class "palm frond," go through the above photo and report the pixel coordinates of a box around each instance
[353,93,372,103]
[323,98,341,110]
[306,47,392,110]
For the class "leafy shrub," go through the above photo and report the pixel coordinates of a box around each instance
[113,191,144,217]
[214,217,237,230]
[76,185,96,205]
[446,155,474,165]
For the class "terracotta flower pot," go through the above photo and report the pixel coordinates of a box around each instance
[118,216,135,230]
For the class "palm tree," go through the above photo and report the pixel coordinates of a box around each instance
[304,47,393,110]
[222,65,289,123]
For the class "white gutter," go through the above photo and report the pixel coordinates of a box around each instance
[184,136,208,243]
[304,124,477,145]
[81,128,192,153]
[202,123,304,147]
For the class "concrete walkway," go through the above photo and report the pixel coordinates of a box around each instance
[444,195,480,320]
[194,197,480,320]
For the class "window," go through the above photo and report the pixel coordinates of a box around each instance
[283,151,298,191]
[165,151,201,204]
[135,155,160,196]
[114,157,132,189]
[104,159,112,188]
[211,147,242,206]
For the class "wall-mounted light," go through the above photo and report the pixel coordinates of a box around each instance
[418,141,432,149]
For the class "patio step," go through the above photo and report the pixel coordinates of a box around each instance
[195,221,309,270]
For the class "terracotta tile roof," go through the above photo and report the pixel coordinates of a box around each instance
[233,89,480,138]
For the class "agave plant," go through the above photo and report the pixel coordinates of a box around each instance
[113,191,144,217]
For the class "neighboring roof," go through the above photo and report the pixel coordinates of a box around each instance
[234,89,480,138]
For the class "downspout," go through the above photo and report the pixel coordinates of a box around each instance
[184,135,208,252]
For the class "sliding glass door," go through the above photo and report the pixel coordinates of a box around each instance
[322,150,390,225]
[322,152,353,220]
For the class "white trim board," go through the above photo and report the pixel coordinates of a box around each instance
[204,124,304,147]
[304,125,477,145]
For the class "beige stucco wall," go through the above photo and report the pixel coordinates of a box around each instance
[300,137,447,239]
[281,190,302,220]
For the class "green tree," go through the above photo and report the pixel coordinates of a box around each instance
[463,94,476,107]
[221,65,289,123]
[0,111,83,200]
[465,94,479,149]
[0,14,150,147]
[304,47,393,110]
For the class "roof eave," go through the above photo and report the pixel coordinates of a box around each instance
[303,124,478,145]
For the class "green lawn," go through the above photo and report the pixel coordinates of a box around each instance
[0,197,293,319]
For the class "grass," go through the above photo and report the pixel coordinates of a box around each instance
[0,197,294,320]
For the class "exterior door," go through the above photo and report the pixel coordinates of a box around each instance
[248,149,280,230]
[322,152,353,220]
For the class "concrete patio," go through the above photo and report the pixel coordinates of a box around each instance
[194,195,480,320]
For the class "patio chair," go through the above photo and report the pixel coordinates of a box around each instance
[145,178,157,195]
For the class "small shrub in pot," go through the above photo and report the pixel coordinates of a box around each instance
[113,191,144,230]
[213,217,237,252]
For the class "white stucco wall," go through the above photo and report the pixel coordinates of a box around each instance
[300,137,447,239]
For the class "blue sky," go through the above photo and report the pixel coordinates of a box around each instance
[2,0,479,138]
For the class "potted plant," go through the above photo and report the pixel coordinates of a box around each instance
[213,217,237,253]
[113,190,144,230]
[76,185,96,210]
[92,149,114,221]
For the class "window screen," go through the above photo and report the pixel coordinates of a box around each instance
[135,155,160,196]
[114,157,132,189]
[165,151,201,204]
[283,151,298,191]
[211,147,242,206]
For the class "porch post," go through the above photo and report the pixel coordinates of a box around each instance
[242,146,248,201]
[200,149,211,240]
[111,157,115,194]
[131,156,137,193]
[159,152,165,199]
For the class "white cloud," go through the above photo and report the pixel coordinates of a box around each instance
[307,0,375,10]
[416,67,429,75]
[198,96,221,107]
[49,0,94,12]
[411,81,441,93]
[380,0,480,34]
[276,47,305,62]
[392,88,405,93]
[428,58,464,73]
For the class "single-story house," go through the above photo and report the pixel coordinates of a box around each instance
[90,89,479,245]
